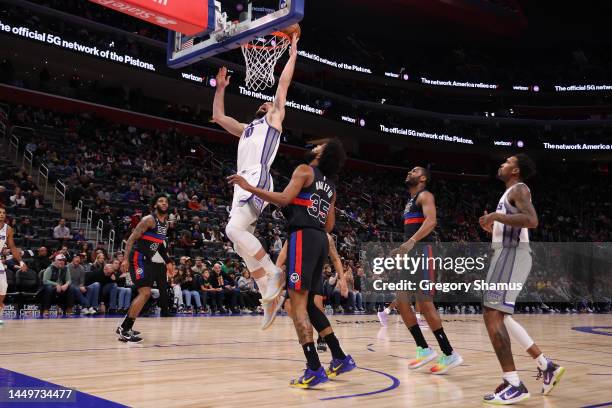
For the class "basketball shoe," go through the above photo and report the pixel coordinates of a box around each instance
[483,380,530,405]
[326,355,357,378]
[289,366,328,388]
[408,346,438,369]
[537,360,565,395]
[430,352,463,374]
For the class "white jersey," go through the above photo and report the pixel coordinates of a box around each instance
[237,116,281,176]
[0,223,7,272]
[232,116,281,213]
[492,182,530,245]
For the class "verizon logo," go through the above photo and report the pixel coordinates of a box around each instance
[152,0,168,5]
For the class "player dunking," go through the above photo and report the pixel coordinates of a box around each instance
[479,154,564,404]
[117,195,174,343]
[0,205,25,325]
[394,167,463,374]
[213,34,299,328]
[229,139,355,388]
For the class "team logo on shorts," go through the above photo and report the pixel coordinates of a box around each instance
[136,268,144,280]
[289,272,300,284]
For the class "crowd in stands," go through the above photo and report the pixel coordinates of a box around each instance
[1,101,610,319]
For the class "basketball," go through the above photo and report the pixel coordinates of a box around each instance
[281,23,301,39]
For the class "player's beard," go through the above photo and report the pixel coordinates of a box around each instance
[405,177,418,186]
[156,206,168,215]
[303,149,317,163]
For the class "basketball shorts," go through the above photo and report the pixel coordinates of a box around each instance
[286,228,328,294]
[0,270,7,296]
[128,250,154,289]
[230,167,274,218]
[396,243,437,303]
[483,244,532,314]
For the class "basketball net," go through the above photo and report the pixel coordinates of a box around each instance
[241,31,290,91]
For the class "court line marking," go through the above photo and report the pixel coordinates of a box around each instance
[139,355,400,401]
[581,402,612,408]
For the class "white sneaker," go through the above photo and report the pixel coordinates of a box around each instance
[261,267,284,304]
[88,307,97,315]
[261,294,285,330]
[80,308,88,315]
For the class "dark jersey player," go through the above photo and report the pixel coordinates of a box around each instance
[117,194,175,343]
[394,167,463,374]
[228,138,356,388]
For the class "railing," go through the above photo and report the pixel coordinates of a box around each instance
[95,219,104,248]
[37,163,49,196]
[8,134,19,161]
[75,200,83,230]
[108,229,116,257]
[86,209,93,238]
[23,148,33,175]
[53,179,67,216]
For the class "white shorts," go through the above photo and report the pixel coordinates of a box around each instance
[483,244,532,314]
[0,271,7,296]
[231,165,273,217]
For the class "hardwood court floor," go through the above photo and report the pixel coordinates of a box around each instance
[1,314,611,407]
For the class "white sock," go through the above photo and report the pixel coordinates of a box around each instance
[536,353,548,370]
[503,315,535,350]
[255,276,268,295]
[503,371,521,387]
[384,307,391,315]
[259,254,279,278]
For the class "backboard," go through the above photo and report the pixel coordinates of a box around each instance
[167,0,304,69]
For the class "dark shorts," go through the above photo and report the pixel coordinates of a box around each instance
[396,243,437,302]
[128,250,154,289]
[285,228,328,294]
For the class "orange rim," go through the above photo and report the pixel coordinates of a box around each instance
[243,31,291,50]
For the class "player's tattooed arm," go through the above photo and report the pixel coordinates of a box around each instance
[212,67,246,137]
[122,216,154,269]
[494,184,538,229]
[227,164,312,207]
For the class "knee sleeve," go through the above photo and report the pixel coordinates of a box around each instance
[307,293,331,333]
[225,217,262,257]
[233,242,262,272]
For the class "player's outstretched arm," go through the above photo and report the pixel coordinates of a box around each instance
[268,34,299,129]
[227,164,311,207]
[212,67,246,137]
[327,232,347,297]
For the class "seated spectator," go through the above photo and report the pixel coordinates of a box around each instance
[26,189,44,210]
[178,231,194,249]
[85,256,117,314]
[212,263,238,314]
[181,267,202,313]
[200,268,223,313]
[68,254,98,315]
[72,229,86,242]
[177,190,189,203]
[0,185,8,206]
[41,254,74,317]
[17,217,36,241]
[114,263,132,314]
[10,187,26,207]
[187,195,202,211]
[32,246,51,273]
[171,265,185,311]
[53,219,72,240]
[237,269,260,312]
[191,257,206,274]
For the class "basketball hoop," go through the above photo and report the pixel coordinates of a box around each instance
[241,31,291,91]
